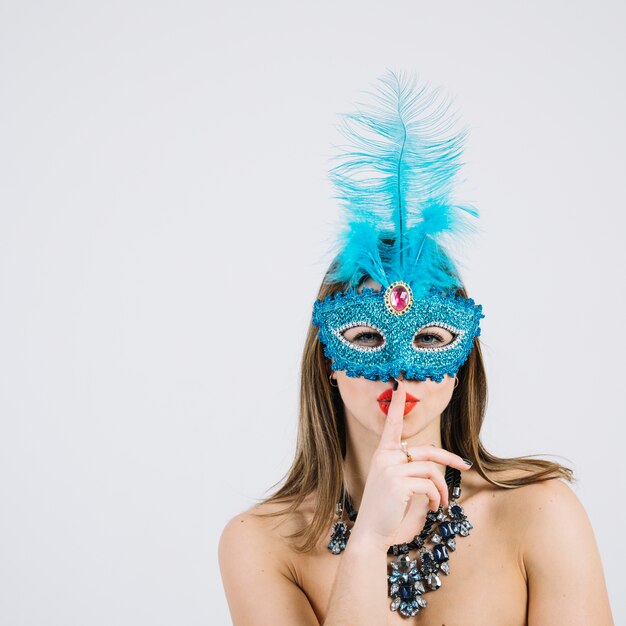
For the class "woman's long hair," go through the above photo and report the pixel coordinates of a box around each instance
[253,272,574,553]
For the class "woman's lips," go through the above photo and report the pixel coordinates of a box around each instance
[377,387,420,417]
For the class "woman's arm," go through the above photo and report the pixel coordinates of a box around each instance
[320,526,389,625]
[522,479,614,625]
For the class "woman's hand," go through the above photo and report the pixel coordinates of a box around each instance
[350,380,472,551]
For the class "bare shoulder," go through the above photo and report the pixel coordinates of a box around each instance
[463,465,577,507]
[465,468,588,544]
[219,499,303,578]
[499,475,591,560]
[218,497,320,625]
[488,470,582,522]
[220,494,317,548]
[465,469,613,625]
[511,474,581,517]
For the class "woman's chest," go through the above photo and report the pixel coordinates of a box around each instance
[291,503,528,625]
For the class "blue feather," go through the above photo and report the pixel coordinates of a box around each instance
[326,71,479,299]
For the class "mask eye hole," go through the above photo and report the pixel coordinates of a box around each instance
[340,325,386,350]
[413,325,457,350]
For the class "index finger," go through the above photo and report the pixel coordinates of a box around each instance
[377,379,407,450]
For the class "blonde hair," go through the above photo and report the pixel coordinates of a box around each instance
[253,272,574,552]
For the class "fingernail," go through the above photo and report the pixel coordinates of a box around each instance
[392,380,398,391]
[462,458,473,467]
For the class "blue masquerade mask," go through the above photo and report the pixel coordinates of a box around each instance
[313,282,484,382]
[312,73,485,381]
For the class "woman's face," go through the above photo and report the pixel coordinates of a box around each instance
[331,278,456,440]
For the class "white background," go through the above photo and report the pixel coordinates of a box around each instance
[1,1,624,624]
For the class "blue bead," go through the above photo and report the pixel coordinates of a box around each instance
[400,584,413,600]
[450,504,463,517]
[433,545,449,562]
[439,522,455,538]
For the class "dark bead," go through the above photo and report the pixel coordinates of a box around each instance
[450,504,463,517]
[439,522,455,539]
[433,545,449,562]
[400,584,414,600]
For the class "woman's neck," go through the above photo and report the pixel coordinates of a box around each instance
[341,411,445,511]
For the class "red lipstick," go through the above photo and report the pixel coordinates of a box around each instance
[377,387,420,417]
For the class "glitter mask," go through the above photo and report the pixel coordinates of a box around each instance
[311,73,486,385]
[312,283,484,382]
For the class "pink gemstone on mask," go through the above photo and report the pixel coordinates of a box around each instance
[390,285,410,312]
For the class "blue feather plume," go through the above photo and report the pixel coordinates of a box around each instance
[326,71,479,299]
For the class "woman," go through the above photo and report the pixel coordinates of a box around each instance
[219,74,613,625]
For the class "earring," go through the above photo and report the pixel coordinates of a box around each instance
[454,377,459,389]
[329,374,339,388]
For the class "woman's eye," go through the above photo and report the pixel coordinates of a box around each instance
[413,327,456,348]
[342,327,385,347]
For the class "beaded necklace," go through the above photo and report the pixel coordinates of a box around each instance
[327,466,473,619]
